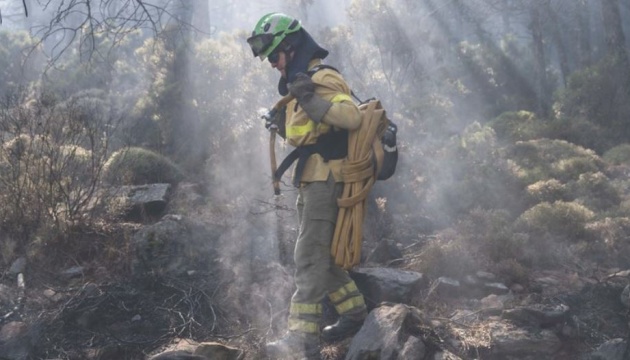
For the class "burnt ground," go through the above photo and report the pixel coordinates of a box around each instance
[1,227,629,360]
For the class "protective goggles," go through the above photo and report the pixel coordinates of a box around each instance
[247,33,275,58]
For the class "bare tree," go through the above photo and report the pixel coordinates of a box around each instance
[6,0,197,62]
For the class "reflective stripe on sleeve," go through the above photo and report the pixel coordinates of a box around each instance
[331,93,353,103]
[286,121,315,138]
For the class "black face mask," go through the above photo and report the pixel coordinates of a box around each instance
[277,29,329,96]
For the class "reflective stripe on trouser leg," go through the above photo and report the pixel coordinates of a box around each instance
[328,281,367,316]
[290,176,355,332]
[288,302,322,334]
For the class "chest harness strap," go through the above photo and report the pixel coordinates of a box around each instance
[274,129,348,188]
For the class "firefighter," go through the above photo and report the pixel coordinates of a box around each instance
[247,12,368,359]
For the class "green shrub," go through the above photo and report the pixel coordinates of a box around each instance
[407,230,479,279]
[526,179,567,203]
[552,157,602,182]
[102,147,185,185]
[584,217,630,266]
[515,201,595,241]
[546,116,609,154]
[603,144,630,165]
[494,258,529,286]
[488,110,546,142]
[427,123,525,221]
[455,208,518,260]
[508,139,606,185]
[569,172,620,211]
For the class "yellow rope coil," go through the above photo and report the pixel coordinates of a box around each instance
[332,100,388,270]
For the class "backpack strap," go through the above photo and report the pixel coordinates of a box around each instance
[307,65,364,104]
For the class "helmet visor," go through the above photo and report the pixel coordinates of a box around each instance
[247,33,276,58]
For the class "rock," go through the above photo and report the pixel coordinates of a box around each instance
[111,183,171,222]
[434,350,464,359]
[502,303,570,327]
[462,275,478,287]
[148,340,242,360]
[131,216,221,278]
[483,282,510,296]
[480,294,506,315]
[42,289,63,303]
[194,342,242,360]
[346,304,427,360]
[489,321,562,359]
[350,267,427,308]
[0,321,38,360]
[60,266,85,279]
[8,258,26,275]
[476,271,496,281]
[172,338,199,353]
[434,277,461,298]
[590,338,627,360]
[400,336,426,359]
[511,283,525,293]
[150,350,207,360]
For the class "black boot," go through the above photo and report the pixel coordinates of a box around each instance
[265,331,320,359]
[321,315,365,342]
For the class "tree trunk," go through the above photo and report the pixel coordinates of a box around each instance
[576,0,592,68]
[601,0,629,66]
[529,4,550,116]
[547,2,570,86]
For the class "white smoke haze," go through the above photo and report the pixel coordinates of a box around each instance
[1,0,629,356]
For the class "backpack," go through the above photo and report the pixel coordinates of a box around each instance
[307,64,398,181]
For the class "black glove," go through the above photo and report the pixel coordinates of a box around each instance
[382,122,397,150]
[288,73,316,102]
[288,73,332,123]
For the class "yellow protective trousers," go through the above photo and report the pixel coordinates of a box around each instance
[288,175,367,335]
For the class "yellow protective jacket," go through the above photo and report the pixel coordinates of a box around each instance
[285,59,361,183]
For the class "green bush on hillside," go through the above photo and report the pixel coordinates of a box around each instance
[526,179,567,204]
[546,116,608,154]
[427,123,525,222]
[488,110,546,142]
[508,139,606,185]
[102,147,185,186]
[408,230,479,279]
[603,144,630,165]
[569,172,620,211]
[515,201,595,242]
[455,208,523,263]
[584,217,630,266]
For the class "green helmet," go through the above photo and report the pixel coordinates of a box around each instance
[247,13,301,60]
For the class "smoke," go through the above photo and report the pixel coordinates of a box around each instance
[3,0,625,345]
